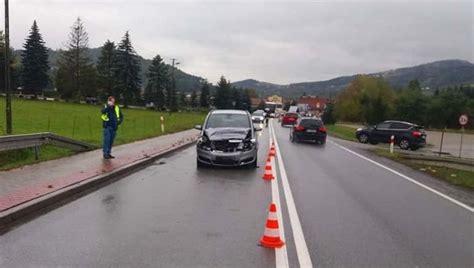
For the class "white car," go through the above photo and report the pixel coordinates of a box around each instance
[251,111,265,123]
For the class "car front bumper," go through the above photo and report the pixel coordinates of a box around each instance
[197,147,257,167]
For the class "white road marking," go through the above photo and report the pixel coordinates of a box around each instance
[329,140,474,213]
[271,122,313,267]
[269,124,289,268]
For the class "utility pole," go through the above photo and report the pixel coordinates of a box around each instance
[169,58,179,109]
[4,0,12,134]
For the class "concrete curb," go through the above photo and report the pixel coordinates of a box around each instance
[0,137,197,230]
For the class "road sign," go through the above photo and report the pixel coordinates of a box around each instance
[459,114,468,126]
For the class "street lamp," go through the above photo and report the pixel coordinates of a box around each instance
[4,0,12,134]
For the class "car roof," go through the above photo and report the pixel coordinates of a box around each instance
[211,109,248,115]
[383,120,416,126]
[300,117,321,120]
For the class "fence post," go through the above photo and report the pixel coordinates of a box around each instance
[47,115,51,132]
[88,116,92,139]
[72,116,77,137]
[458,126,464,158]
[438,129,445,156]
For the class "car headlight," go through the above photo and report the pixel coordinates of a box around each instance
[243,138,257,151]
[198,135,211,150]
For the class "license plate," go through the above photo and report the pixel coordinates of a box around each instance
[306,130,317,133]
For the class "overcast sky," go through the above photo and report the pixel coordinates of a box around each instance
[1,0,472,84]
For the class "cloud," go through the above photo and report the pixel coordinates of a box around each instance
[1,0,472,84]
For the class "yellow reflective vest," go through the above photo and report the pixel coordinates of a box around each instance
[101,105,121,122]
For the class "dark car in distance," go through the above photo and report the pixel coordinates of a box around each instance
[290,117,327,144]
[355,120,427,150]
[195,110,261,168]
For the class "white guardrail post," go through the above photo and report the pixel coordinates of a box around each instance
[390,135,394,154]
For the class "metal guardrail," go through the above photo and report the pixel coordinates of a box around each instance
[0,133,96,159]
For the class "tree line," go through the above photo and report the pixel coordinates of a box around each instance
[322,75,474,129]
[0,18,232,111]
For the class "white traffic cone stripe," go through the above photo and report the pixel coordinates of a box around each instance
[268,211,278,221]
[264,227,281,237]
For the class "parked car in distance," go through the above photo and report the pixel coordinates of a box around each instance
[281,112,300,126]
[290,117,327,144]
[251,110,265,123]
[355,120,427,150]
[195,110,261,168]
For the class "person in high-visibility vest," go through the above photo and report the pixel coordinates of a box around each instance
[101,96,124,159]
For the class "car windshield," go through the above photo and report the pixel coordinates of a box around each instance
[205,113,250,129]
[253,112,264,116]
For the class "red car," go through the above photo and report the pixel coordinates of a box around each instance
[281,112,300,126]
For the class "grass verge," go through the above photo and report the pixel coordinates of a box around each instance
[0,146,73,171]
[371,148,474,189]
[326,124,357,142]
[0,97,206,170]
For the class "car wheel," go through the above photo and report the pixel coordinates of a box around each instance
[248,157,258,168]
[358,133,369,143]
[197,159,206,168]
[399,139,410,150]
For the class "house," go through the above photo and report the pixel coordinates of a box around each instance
[297,96,329,112]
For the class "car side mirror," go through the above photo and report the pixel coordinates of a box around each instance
[194,125,202,130]
[254,126,262,132]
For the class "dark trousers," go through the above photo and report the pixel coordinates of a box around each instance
[103,127,117,156]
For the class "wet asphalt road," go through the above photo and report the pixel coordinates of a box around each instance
[1,120,473,267]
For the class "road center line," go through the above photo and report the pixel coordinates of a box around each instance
[269,123,289,268]
[271,122,313,267]
[329,140,474,213]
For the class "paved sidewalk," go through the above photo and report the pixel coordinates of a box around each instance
[0,129,199,212]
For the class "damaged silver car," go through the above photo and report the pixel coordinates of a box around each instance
[195,110,261,168]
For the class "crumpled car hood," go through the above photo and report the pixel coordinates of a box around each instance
[204,127,251,141]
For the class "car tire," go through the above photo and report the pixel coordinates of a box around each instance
[197,159,206,168]
[248,157,258,169]
[399,138,410,150]
[358,133,369,143]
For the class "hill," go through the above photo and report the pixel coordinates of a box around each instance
[12,47,204,92]
[232,60,474,97]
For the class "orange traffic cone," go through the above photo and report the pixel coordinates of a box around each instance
[262,156,274,180]
[260,203,285,248]
[269,144,276,157]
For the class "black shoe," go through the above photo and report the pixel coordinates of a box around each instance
[108,155,115,159]
[103,155,111,159]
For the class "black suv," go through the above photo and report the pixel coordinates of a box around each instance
[290,117,327,144]
[355,120,426,150]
